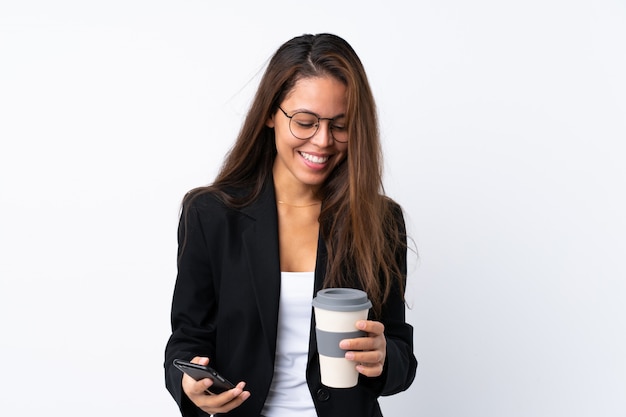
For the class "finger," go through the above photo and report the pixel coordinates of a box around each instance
[340,332,385,351]
[356,320,385,335]
[344,349,385,365]
[355,361,385,377]
[183,373,215,396]
[198,382,251,415]
[190,356,210,366]
[339,337,377,351]
[339,320,385,350]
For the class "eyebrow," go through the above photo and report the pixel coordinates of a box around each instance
[291,108,346,120]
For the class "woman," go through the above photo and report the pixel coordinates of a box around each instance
[164,33,417,417]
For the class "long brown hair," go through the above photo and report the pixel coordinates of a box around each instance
[184,33,405,315]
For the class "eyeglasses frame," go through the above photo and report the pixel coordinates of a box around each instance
[277,106,348,143]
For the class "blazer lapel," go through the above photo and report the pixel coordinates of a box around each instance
[240,181,282,361]
[238,178,329,365]
[308,231,328,362]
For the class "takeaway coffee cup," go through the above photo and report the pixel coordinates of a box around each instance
[312,288,372,388]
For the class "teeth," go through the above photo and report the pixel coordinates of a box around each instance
[300,152,329,164]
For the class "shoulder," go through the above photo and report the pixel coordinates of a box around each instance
[378,196,407,243]
[180,184,268,232]
[180,188,224,217]
[383,196,402,212]
[382,196,404,222]
[178,190,240,234]
[182,186,248,213]
[178,187,256,244]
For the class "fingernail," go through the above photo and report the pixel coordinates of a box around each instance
[345,352,355,360]
[339,340,349,349]
[357,320,366,329]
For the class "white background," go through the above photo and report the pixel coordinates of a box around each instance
[1,1,625,416]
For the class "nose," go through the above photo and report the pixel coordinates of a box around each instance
[309,120,334,147]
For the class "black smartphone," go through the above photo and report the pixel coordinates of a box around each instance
[173,359,236,395]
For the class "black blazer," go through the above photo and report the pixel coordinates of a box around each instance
[164,179,417,417]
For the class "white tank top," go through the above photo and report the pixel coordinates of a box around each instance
[261,271,316,416]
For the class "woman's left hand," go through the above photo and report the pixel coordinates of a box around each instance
[340,320,386,377]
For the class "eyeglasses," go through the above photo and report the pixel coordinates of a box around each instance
[277,106,348,143]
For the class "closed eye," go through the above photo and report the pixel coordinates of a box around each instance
[295,120,317,129]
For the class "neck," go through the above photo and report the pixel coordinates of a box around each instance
[272,162,321,206]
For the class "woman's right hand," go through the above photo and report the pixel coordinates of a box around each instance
[182,356,251,415]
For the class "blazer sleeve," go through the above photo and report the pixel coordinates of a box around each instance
[164,196,218,417]
[360,201,417,396]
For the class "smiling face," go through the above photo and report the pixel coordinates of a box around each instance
[268,76,348,195]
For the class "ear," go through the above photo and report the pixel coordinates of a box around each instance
[266,114,275,128]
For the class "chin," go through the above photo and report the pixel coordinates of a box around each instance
[297,173,329,187]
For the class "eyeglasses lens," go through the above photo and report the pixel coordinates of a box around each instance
[289,112,348,143]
